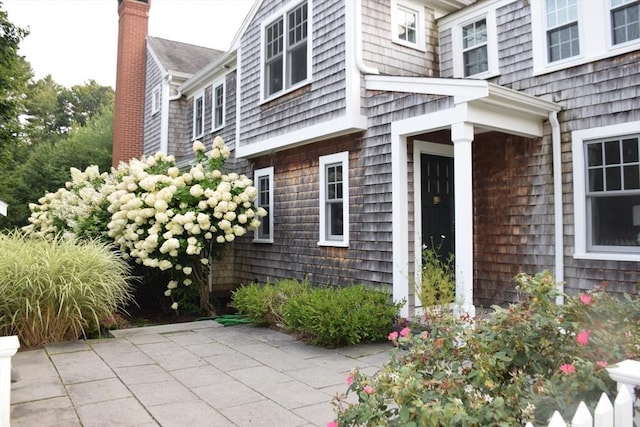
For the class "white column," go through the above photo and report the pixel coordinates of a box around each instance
[0,335,20,427]
[451,122,475,317]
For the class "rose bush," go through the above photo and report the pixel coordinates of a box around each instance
[25,137,266,313]
[331,271,640,426]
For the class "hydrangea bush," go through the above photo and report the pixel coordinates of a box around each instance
[331,271,640,426]
[25,137,266,314]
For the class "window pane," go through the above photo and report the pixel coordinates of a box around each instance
[257,175,271,239]
[589,168,604,192]
[266,57,283,96]
[605,141,621,164]
[398,7,418,43]
[589,194,640,247]
[622,138,639,162]
[587,143,603,166]
[328,202,343,237]
[547,23,580,62]
[606,166,622,190]
[288,43,307,86]
[463,46,488,76]
[463,19,487,49]
[624,165,640,189]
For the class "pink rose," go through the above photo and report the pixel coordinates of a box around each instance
[388,331,399,341]
[327,422,338,427]
[560,363,575,375]
[346,375,354,386]
[576,330,590,345]
[400,327,410,337]
[596,360,608,368]
[580,294,592,305]
[363,385,376,394]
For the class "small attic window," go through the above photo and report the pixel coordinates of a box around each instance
[151,85,161,115]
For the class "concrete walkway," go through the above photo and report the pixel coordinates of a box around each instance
[10,321,392,426]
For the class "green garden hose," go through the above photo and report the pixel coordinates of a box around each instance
[196,314,252,326]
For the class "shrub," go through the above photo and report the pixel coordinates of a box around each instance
[233,279,401,348]
[0,231,133,347]
[332,271,640,426]
[415,243,455,310]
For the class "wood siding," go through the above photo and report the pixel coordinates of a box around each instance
[362,0,439,77]
[237,0,347,147]
[142,50,163,156]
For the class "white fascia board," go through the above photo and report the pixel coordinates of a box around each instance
[466,103,544,138]
[236,114,368,158]
[365,75,489,103]
[486,84,561,117]
[436,0,512,26]
[228,0,264,51]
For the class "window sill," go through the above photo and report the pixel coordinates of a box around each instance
[318,240,349,248]
[573,252,640,262]
[253,238,273,244]
[260,81,312,107]
[210,126,224,134]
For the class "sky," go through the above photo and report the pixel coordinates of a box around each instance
[3,0,255,88]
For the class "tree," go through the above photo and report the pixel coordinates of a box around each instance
[4,106,113,228]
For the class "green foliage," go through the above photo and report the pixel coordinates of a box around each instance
[0,231,133,348]
[233,279,401,348]
[415,244,455,309]
[333,271,640,426]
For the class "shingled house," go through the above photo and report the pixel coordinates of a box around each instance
[114,0,640,317]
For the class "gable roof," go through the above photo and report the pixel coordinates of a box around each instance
[147,36,225,76]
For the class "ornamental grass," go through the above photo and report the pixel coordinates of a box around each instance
[0,231,133,347]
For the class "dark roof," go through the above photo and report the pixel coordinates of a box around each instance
[147,36,224,75]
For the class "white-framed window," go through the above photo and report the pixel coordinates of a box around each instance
[319,152,349,247]
[151,85,161,115]
[254,167,274,243]
[546,0,580,63]
[212,81,225,131]
[440,6,499,79]
[192,91,205,139]
[391,0,425,51]
[611,0,640,46]
[531,0,640,75]
[572,121,640,261]
[262,0,310,101]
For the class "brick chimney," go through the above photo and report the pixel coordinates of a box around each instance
[113,0,150,167]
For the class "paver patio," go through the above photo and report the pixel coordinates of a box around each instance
[10,321,392,426]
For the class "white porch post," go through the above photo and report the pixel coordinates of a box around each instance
[451,122,476,317]
[0,335,19,427]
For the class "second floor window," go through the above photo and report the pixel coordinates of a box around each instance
[546,0,580,62]
[193,92,204,139]
[213,83,224,130]
[392,0,424,50]
[462,19,488,77]
[263,1,308,99]
[611,0,640,45]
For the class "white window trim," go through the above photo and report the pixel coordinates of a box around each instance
[319,151,349,247]
[572,121,640,262]
[211,78,225,132]
[531,0,640,76]
[260,0,313,104]
[192,91,205,140]
[391,0,426,52]
[254,166,274,243]
[151,85,161,115]
[447,9,499,79]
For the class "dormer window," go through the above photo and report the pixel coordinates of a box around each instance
[462,19,487,76]
[263,0,309,100]
[611,0,640,45]
[391,0,425,51]
[546,0,580,62]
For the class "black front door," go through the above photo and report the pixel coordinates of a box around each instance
[421,154,454,258]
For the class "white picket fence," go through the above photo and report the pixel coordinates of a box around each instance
[525,359,640,427]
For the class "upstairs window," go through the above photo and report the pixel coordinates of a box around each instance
[319,152,349,246]
[572,122,640,261]
[462,18,488,76]
[391,0,425,50]
[151,85,161,115]
[212,82,225,130]
[254,167,274,242]
[546,0,580,62]
[611,0,640,45]
[192,92,204,139]
[263,1,309,99]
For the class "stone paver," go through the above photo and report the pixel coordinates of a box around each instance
[10,322,393,426]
